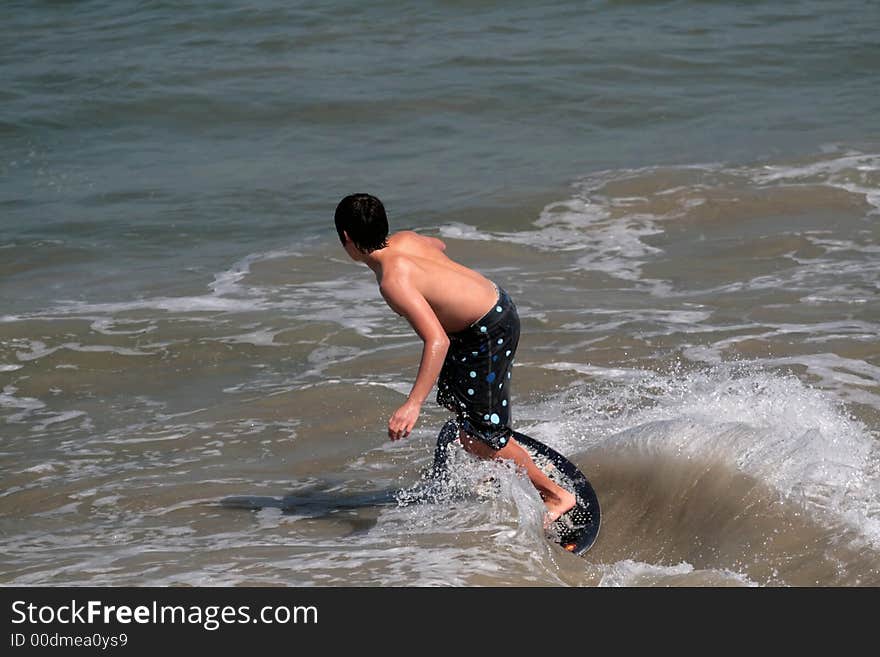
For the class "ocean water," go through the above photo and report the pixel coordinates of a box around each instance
[1,0,879,586]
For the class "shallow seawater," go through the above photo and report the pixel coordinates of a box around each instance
[2,1,879,586]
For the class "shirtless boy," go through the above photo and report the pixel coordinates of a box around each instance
[334,193,576,523]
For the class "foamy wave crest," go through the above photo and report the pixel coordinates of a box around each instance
[1,385,46,422]
[440,150,880,285]
[2,244,400,339]
[742,151,880,213]
[440,177,665,282]
[540,365,880,548]
[598,560,758,587]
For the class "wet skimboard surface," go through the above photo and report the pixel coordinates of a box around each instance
[431,419,601,555]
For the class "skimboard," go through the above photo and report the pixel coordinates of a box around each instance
[431,419,601,555]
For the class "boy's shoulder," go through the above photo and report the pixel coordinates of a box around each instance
[389,229,421,243]
[389,230,447,251]
[379,231,450,286]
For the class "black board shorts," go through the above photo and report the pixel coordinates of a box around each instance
[436,285,520,450]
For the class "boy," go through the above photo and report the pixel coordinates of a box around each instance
[334,193,576,523]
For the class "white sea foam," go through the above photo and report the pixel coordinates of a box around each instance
[356,380,413,397]
[104,432,187,445]
[540,361,659,383]
[89,318,158,336]
[559,307,714,336]
[438,223,495,241]
[3,242,405,344]
[544,366,880,548]
[20,462,59,475]
[441,153,880,293]
[53,295,264,316]
[207,247,301,297]
[33,410,89,431]
[440,193,664,282]
[219,328,281,347]
[290,277,404,337]
[598,559,758,587]
[803,235,880,256]
[1,247,296,325]
[1,385,46,422]
[742,152,880,213]
[14,341,154,362]
[681,327,880,406]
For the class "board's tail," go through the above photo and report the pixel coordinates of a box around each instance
[429,418,461,480]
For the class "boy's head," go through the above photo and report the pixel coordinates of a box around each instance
[334,193,389,254]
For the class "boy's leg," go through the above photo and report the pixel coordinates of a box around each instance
[459,430,576,524]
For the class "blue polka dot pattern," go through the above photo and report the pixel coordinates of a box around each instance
[435,285,520,451]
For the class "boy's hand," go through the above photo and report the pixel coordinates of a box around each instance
[389,399,421,440]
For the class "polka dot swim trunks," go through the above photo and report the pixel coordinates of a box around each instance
[436,284,520,450]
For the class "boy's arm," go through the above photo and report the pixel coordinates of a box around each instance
[380,269,450,441]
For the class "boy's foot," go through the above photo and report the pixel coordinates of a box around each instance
[543,488,577,527]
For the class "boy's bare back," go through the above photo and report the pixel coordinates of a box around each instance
[374,231,499,334]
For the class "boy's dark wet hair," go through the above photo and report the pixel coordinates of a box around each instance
[334,193,389,253]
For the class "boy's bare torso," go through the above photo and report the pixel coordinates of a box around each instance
[374,231,498,334]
